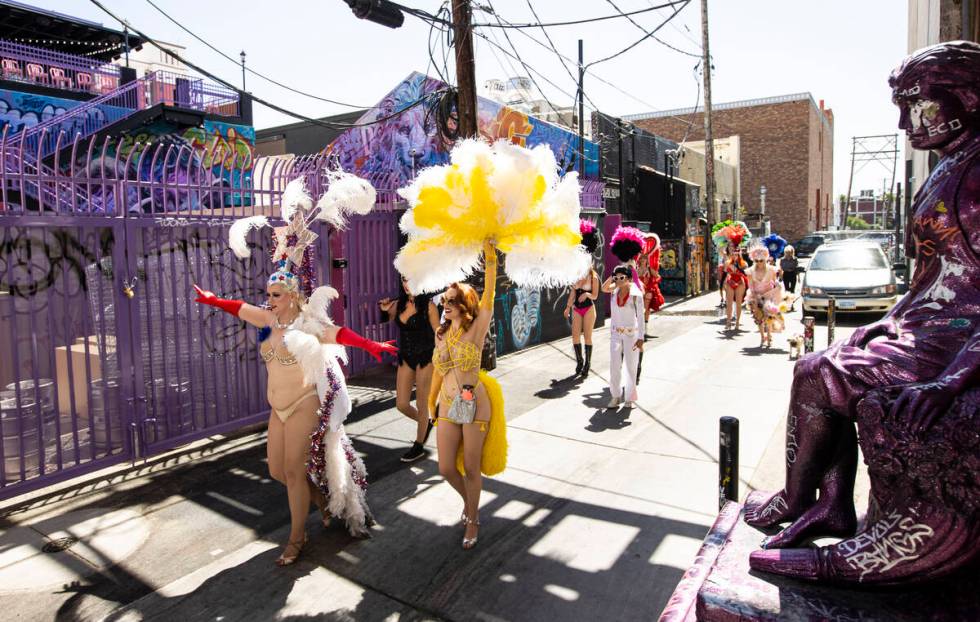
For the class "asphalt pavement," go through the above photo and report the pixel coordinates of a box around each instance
[0,293,868,621]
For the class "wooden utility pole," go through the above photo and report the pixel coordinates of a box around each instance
[451,0,478,138]
[701,0,716,224]
[578,39,585,174]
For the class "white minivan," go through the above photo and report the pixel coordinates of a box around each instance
[801,241,898,314]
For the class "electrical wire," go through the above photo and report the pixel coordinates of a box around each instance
[603,0,702,58]
[482,10,695,128]
[482,1,568,124]
[402,1,690,29]
[586,0,691,69]
[87,0,447,130]
[141,0,371,109]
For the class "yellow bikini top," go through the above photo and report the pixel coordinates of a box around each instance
[260,341,298,366]
[433,327,481,375]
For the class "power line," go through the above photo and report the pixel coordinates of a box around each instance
[644,0,703,49]
[488,14,695,128]
[87,0,446,131]
[407,1,691,29]
[586,0,692,68]
[604,0,702,58]
[482,1,569,124]
[141,0,371,109]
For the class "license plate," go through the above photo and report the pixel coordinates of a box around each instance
[836,300,857,309]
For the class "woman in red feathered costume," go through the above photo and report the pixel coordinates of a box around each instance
[636,233,665,324]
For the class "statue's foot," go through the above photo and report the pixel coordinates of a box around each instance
[744,489,810,528]
[759,496,857,549]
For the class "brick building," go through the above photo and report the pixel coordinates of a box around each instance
[624,93,834,242]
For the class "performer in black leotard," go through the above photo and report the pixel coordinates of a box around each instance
[380,276,440,462]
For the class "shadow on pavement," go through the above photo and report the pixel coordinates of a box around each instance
[533,374,586,400]
[99,453,703,622]
[585,407,633,433]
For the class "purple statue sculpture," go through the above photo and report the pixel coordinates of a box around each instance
[744,40,980,586]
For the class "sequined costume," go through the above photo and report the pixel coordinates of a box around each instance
[428,258,508,477]
[394,294,436,369]
[746,265,786,334]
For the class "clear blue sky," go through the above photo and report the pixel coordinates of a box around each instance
[42,0,908,197]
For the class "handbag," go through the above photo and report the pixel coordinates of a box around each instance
[444,365,477,425]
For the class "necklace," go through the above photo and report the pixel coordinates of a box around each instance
[274,315,297,330]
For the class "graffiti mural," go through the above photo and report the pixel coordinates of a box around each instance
[660,238,686,296]
[326,72,599,188]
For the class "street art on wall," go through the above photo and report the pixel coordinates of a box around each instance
[0,88,128,136]
[326,72,599,189]
[659,238,686,296]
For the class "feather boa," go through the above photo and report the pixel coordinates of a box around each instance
[395,139,589,294]
[315,169,377,229]
[228,216,269,259]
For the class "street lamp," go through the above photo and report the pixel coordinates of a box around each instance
[240,50,246,91]
[342,0,405,28]
[759,185,767,215]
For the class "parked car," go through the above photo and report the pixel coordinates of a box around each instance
[793,234,827,258]
[801,241,899,314]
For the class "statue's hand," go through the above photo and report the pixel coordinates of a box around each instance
[850,319,898,348]
[890,380,956,434]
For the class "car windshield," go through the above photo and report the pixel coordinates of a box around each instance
[809,247,888,270]
[796,237,823,250]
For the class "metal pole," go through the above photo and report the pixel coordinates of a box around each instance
[719,416,739,508]
[803,316,815,353]
[827,298,836,346]
[577,39,585,175]
[124,24,130,68]
[844,137,856,228]
[240,51,246,91]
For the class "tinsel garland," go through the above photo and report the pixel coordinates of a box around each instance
[306,366,369,497]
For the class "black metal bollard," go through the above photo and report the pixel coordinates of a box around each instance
[827,298,836,346]
[719,417,739,509]
[803,316,815,353]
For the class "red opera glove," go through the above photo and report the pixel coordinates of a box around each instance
[336,326,398,362]
[193,284,243,317]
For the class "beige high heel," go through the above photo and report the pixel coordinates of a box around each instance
[462,515,480,550]
[276,533,307,567]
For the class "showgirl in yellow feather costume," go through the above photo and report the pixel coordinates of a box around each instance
[396,139,590,550]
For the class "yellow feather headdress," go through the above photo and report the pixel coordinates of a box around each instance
[394,139,591,294]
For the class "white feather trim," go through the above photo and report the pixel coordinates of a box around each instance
[282,329,326,387]
[323,427,371,536]
[315,170,376,229]
[305,286,339,327]
[228,216,268,259]
[281,178,313,223]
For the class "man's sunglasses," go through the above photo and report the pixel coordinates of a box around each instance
[613,275,629,281]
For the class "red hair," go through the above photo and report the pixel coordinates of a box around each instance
[438,282,480,337]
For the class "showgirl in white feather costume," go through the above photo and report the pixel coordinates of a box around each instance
[193,172,395,565]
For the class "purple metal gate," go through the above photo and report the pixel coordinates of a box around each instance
[335,209,402,376]
[0,133,349,499]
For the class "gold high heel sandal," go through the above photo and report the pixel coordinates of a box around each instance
[276,533,307,567]
[462,515,480,550]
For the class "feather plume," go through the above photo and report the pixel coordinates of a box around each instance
[228,216,268,259]
[282,329,328,387]
[315,169,377,229]
[280,178,313,223]
[610,226,645,262]
[395,139,586,293]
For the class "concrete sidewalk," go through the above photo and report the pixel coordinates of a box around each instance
[0,293,860,621]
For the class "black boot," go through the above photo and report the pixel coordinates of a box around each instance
[573,343,584,375]
[581,344,592,376]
